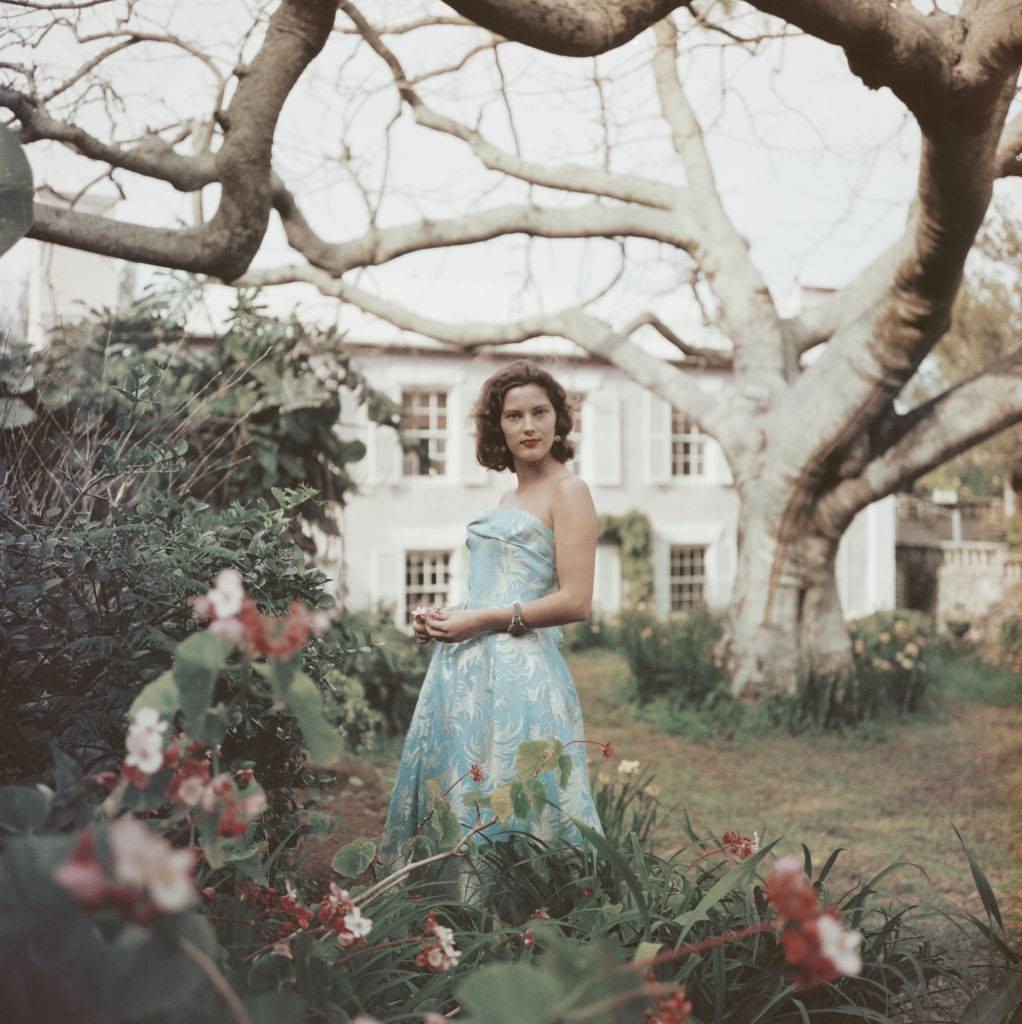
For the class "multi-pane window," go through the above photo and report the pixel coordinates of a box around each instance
[566,390,585,476]
[401,389,447,476]
[669,545,707,611]
[404,550,451,625]
[671,411,706,477]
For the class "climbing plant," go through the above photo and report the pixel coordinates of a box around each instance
[596,510,654,610]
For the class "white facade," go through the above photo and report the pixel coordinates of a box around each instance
[328,343,895,630]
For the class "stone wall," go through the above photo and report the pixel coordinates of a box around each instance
[933,542,1022,638]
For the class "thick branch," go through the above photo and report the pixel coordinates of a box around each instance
[273,185,697,276]
[2,88,217,191]
[234,262,730,444]
[22,0,337,279]
[652,15,785,387]
[777,74,1017,475]
[815,365,1022,533]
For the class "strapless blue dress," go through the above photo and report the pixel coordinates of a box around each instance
[377,506,606,883]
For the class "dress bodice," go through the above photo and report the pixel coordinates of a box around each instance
[463,507,562,645]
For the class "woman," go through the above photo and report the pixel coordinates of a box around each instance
[376,359,607,896]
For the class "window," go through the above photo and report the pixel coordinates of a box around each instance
[671,410,706,477]
[566,390,585,476]
[401,389,447,476]
[404,550,451,625]
[669,545,707,611]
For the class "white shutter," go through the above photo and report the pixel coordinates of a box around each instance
[450,544,468,606]
[652,531,670,618]
[370,546,403,627]
[707,438,734,485]
[593,542,622,615]
[645,393,671,484]
[581,389,621,487]
[458,385,489,485]
[367,383,402,486]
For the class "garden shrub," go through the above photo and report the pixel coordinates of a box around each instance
[0,564,1018,1023]
[617,606,727,706]
[999,616,1022,675]
[562,611,618,652]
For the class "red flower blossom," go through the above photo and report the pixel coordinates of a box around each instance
[469,762,485,782]
[236,768,255,787]
[601,742,614,758]
[581,886,593,896]
[91,771,119,793]
[721,830,759,860]
[521,928,535,948]
[120,764,150,789]
[167,757,211,807]
[643,976,693,1024]
[531,908,551,919]
[763,856,819,924]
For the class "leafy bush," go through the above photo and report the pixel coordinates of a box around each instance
[1,591,1018,1023]
[562,612,618,653]
[617,606,727,706]
[999,616,1022,675]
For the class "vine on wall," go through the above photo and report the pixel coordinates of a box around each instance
[597,509,654,609]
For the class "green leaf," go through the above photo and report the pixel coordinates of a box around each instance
[282,672,342,765]
[557,754,573,790]
[489,784,514,823]
[332,838,377,878]
[173,632,233,729]
[457,963,563,1024]
[526,777,549,814]
[462,789,488,810]
[0,787,51,834]
[515,739,555,779]
[510,779,531,820]
[952,822,1005,935]
[130,670,181,720]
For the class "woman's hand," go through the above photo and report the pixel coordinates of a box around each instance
[422,607,483,644]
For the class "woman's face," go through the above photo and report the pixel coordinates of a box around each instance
[500,383,557,464]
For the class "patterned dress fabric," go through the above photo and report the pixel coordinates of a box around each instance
[377,506,606,883]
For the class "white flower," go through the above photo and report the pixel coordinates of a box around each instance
[816,914,863,976]
[342,906,373,939]
[176,776,208,807]
[208,568,244,619]
[108,816,196,913]
[617,759,640,776]
[124,708,168,774]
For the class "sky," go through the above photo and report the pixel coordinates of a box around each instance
[1,0,1006,353]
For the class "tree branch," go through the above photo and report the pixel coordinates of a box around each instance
[620,311,731,367]
[20,0,337,280]
[652,15,785,387]
[272,182,697,276]
[232,262,730,445]
[815,358,1022,533]
[337,0,679,209]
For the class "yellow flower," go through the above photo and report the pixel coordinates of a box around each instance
[642,783,661,798]
[617,759,641,776]
[639,627,654,640]
[872,657,891,671]
[853,638,867,654]
[596,772,612,785]
[878,631,891,644]
[894,620,911,639]
[904,641,919,657]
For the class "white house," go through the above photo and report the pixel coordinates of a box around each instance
[328,339,896,631]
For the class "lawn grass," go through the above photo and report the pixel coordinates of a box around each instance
[566,646,1022,946]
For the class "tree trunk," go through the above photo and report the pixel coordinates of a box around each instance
[720,487,852,699]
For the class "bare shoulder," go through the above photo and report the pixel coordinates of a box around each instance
[552,473,592,506]
[551,474,597,528]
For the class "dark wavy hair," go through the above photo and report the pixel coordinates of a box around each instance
[472,359,576,472]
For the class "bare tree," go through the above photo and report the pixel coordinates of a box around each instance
[4,0,1022,695]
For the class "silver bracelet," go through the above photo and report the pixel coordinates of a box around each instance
[508,601,529,638]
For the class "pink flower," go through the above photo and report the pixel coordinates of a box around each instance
[54,831,109,909]
[469,762,486,782]
[601,742,614,758]
[168,758,211,807]
[521,928,535,948]
[643,976,692,1024]
[108,815,196,914]
[415,909,460,970]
